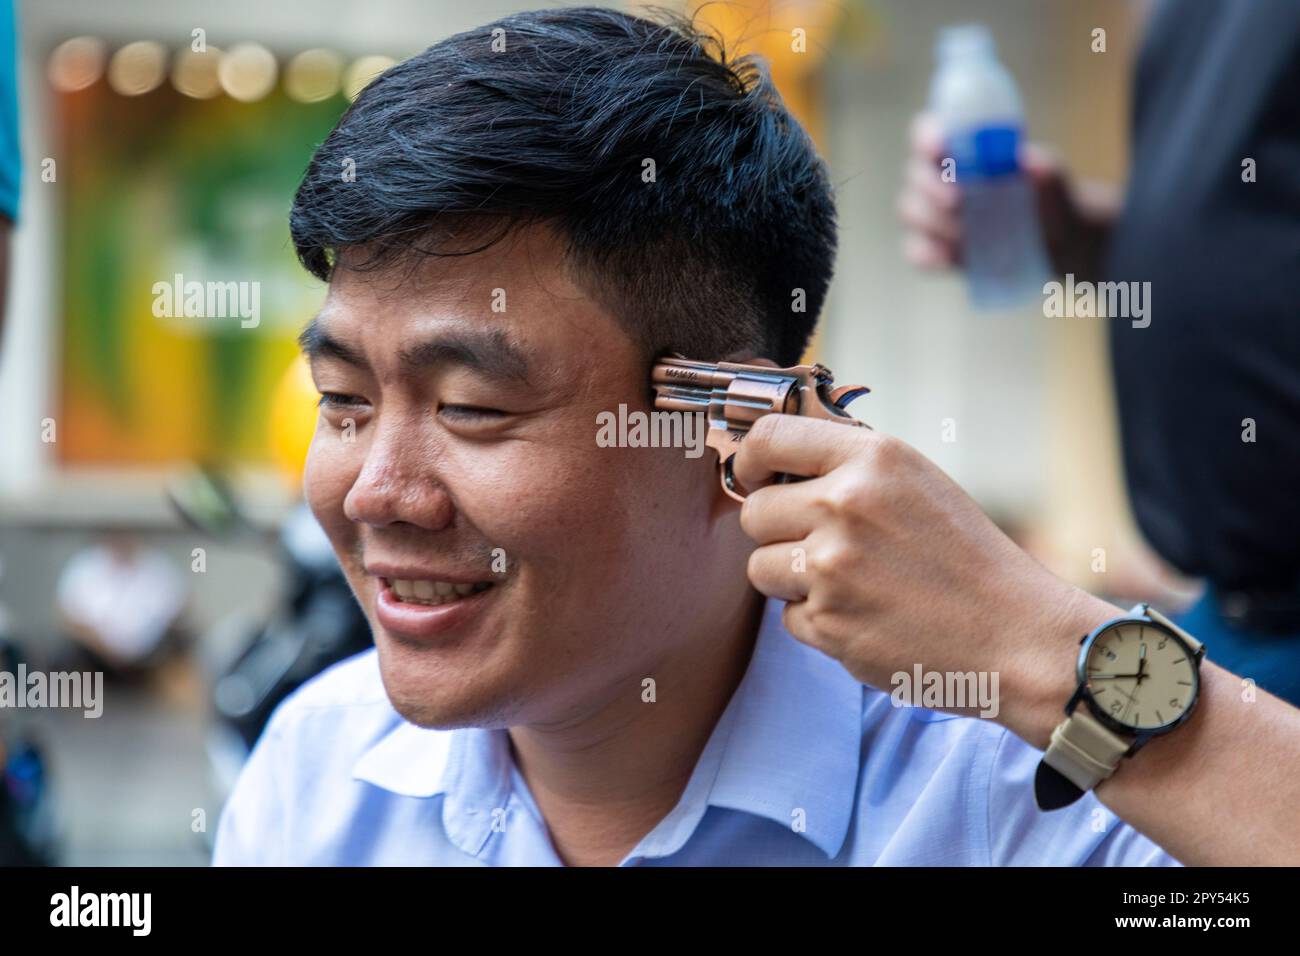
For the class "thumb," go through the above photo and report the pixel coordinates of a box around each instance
[1020,142,1067,192]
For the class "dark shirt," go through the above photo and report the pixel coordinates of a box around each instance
[1107,0,1300,590]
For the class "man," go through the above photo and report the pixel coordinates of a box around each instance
[216,7,1183,866]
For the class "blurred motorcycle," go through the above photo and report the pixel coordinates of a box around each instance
[166,468,371,812]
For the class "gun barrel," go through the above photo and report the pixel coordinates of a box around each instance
[651,385,711,414]
[651,359,735,390]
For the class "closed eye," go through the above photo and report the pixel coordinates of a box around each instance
[318,392,365,408]
[439,404,507,420]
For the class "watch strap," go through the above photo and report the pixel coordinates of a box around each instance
[1042,705,1131,792]
[1143,604,1203,656]
[1034,761,1085,811]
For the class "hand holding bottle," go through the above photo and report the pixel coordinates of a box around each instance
[898,112,1119,284]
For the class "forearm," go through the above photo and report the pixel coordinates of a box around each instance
[1006,590,1300,866]
[1097,662,1300,865]
[1046,177,1123,282]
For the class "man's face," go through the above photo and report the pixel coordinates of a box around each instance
[303,224,735,729]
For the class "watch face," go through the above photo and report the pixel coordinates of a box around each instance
[1081,620,1198,733]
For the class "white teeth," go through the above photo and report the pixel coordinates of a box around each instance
[386,577,493,606]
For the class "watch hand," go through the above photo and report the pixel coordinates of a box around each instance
[1112,685,1139,703]
[1120,686,1135,725]
[1091,673,1143,680]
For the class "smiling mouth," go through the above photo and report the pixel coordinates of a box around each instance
[383,577,494,607]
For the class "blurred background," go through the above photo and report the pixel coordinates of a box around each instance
[0,0,1186,865]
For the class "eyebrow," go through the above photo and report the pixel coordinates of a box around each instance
[298,317,534,387]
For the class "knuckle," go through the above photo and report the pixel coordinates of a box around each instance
[868,431,907,471]
[828,468,875,513]
[808,487,838,520]
[807,539,849,578]
[783,601,822,647]
[808,471,866,520]
[799,598,835,646]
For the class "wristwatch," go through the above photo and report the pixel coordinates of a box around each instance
[1034,603,1205,811]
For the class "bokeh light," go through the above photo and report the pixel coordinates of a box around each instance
[107,40,167,96]
[284,48,343,103]
[47,36,108,92]
[218,42,278,102]
[171,46,223,99]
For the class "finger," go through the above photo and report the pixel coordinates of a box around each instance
[1019,141,1063,185]
[908,112,946,164]
[778,598,826,655]
[738,479,821,544]
[902,231,959,270]
[731,413,868,492]
[746,541,812,603]
[896,189,961,246]
[906,155,961,215]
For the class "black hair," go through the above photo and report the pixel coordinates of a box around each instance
[290,5,837,366]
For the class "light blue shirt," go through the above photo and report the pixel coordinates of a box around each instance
[213,598,1180,866]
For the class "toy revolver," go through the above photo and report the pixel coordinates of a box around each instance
[650,355,871,501]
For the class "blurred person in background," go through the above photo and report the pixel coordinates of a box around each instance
[53,531,190,681]
[898,0,1300,705]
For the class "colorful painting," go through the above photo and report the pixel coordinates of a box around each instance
[55,57,344,465]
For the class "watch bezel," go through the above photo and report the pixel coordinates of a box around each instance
[1073,614,1201,739]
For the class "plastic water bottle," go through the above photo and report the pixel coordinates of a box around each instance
[929,25,1050,308]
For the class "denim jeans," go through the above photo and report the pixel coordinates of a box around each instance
[1176,590,1300,708]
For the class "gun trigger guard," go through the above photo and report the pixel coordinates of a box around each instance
[720,454,748,503]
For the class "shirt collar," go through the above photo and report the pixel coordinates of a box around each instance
[353,719,509,857]
[635,597,864,860]
[353,597,864,861]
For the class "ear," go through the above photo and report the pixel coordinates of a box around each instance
[719,350,781,369]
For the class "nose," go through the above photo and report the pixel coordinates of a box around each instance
[343,422,455,531]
